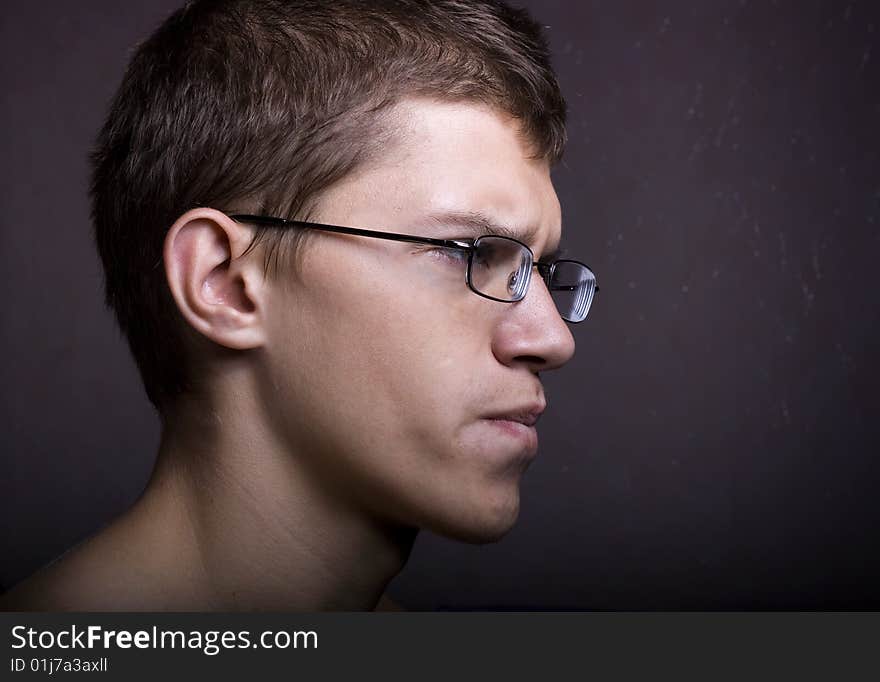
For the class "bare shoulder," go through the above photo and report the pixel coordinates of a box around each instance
[0,543,98,611]
[0,509,181,612]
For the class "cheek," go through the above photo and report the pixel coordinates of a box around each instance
[317,255,481,391]
[269,254,488,438]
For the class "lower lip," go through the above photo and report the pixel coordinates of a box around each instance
[483,418,538,451]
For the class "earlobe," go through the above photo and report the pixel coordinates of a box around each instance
[163,208,267,350]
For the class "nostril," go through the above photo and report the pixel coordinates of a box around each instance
[514,355,545,366]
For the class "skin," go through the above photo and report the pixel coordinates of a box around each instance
[0,97,575,611]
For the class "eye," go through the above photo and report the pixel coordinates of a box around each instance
[423,247,470,265]
[472,241,497,269]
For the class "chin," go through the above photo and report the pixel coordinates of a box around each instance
[427,489,522,545]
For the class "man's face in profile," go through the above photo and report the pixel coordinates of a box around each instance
[257,97,575,543]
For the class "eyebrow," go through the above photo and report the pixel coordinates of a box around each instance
[423,209,563,262]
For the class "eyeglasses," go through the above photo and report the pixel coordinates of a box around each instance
[229,214,599,323]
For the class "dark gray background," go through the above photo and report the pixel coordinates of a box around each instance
[1,1,877,609]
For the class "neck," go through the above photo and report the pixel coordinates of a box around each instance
[128,389,416,611]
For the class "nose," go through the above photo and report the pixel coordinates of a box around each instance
[491,270,576,372]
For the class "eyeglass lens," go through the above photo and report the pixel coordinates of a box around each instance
[549,260,596,323]
[469,237,531,301]
[468,236,596,323]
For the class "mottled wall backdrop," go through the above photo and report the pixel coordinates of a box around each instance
[1,1,877,608]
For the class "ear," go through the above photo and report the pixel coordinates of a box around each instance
[164,208,268,350]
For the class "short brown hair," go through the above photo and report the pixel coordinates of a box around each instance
[90,0,567,412]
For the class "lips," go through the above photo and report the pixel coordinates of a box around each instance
[481,406,543,455]
[483,405,545,428]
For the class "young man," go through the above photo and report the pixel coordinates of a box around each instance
[1,0,596,611]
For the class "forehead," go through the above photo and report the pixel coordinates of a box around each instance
[312,97,562,252]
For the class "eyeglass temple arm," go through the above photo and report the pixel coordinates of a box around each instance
[229,214,473,251]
